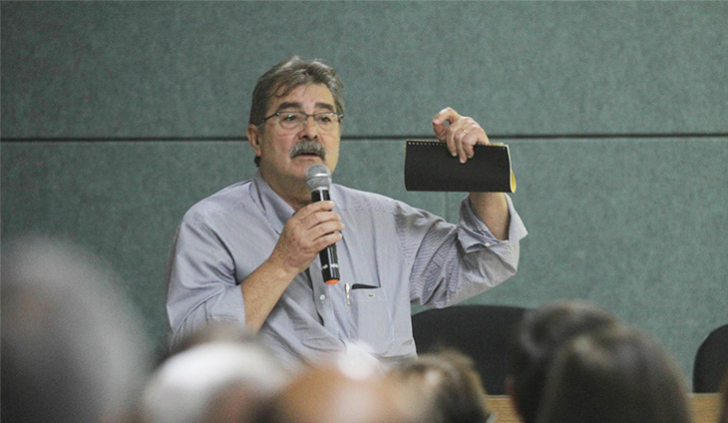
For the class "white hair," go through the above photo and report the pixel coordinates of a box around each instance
[141,342,289,423]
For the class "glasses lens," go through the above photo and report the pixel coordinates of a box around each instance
[278,112,305,130]
[277,112,340,132]
[315,113,339,132]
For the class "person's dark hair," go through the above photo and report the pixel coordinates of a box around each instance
[390,349,492,423]
[535,326,693,423]
[249,56,344,166]
[505,301,618,423]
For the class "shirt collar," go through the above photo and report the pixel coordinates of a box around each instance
[251,171,295,235]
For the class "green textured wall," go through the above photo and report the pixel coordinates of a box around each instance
[2,1,727,385]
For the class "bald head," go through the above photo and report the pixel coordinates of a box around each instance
[264,365,417,423]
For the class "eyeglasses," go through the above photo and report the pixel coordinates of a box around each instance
[262,111,344,133]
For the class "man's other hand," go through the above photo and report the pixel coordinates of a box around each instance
[432,107,490,164]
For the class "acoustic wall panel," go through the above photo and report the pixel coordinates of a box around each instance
[3,1,726,138]
[459,138,728,383]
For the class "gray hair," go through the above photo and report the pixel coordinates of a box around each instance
[1,237,152,422]
[249,55,344,127]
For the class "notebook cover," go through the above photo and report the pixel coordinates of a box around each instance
[404,140,516,193]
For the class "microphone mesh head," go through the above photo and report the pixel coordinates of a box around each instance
[305,164,331,191]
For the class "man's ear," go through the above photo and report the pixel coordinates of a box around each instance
[246,124,263,159]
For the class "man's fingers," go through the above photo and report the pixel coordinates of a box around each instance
[433,107,492,163]
[432,107,462,143]
[287,202,343,250]
[432,107,462,126]
[293,201,337,224]
[273,205,343,274]
[446,125,458,157]
[312,231,343,252]
[297,211,342,235]
[296,200,335,217]
[310,219,344,241]
[454,117,491,164]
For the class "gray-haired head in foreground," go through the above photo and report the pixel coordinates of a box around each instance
[141,342,288,423]
[1,237,152,423]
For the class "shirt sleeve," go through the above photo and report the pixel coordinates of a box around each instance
[165,212,246,348]
[406,194,527,308]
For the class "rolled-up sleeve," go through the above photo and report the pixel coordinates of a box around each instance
[458,194,527,263]
[409,194,527,308]
[165,212,246,347]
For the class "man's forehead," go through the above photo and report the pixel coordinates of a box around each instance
[269,83,335,112]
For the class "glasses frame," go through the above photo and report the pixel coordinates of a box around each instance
[261,111,344,132]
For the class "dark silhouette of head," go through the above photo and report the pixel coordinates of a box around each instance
[506,301,619,423]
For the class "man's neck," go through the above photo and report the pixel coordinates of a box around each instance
[283,193,311,212]
[260,171,311,212]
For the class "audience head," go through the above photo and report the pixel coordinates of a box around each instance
[506,301,619,423]
[1,236,152,423]
[141,341,288,423]
[260,349,417,423]
[536,325,693,423]
[388,349,492,423]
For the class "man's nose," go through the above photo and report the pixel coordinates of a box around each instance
[299,116,320,139]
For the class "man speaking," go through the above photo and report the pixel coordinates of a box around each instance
[165,56,528,371]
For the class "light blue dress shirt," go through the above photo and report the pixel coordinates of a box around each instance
[166,171,527,371]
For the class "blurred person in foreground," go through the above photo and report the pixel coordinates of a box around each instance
[1,236,152,423]
[140,340,288,423]
[259,346,419,423]
[505,301,619,423]
[165,55,528,371]
[535,325,693,423]
[388,349,494,423]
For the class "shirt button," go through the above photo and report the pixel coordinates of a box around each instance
[319,294,326,301]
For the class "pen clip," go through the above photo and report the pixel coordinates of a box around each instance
[345,283,351,306]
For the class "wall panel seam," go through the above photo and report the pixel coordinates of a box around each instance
[2,133,728,143]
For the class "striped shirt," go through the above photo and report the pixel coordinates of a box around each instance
[166,171,527,371]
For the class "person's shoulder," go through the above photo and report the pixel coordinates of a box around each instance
[331,183,402,212]
[332,184,429,217]
[182,180,253,225]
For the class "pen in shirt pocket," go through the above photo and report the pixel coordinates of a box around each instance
[345,283,378,306]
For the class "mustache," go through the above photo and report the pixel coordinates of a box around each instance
[290,141,326,160]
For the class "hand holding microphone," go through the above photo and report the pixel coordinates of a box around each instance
[267,166,342,283]
[306,164,341,285]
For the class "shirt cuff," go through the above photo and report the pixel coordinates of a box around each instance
[457,194,528,254]
[207,283,247,325]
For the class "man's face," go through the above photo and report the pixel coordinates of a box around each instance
[248,83,341,191]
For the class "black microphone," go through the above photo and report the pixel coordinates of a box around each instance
[305,164,340,285]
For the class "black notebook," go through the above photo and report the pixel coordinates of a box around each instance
[404,140,516,193]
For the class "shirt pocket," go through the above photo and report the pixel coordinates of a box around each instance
[349,287,393,354]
